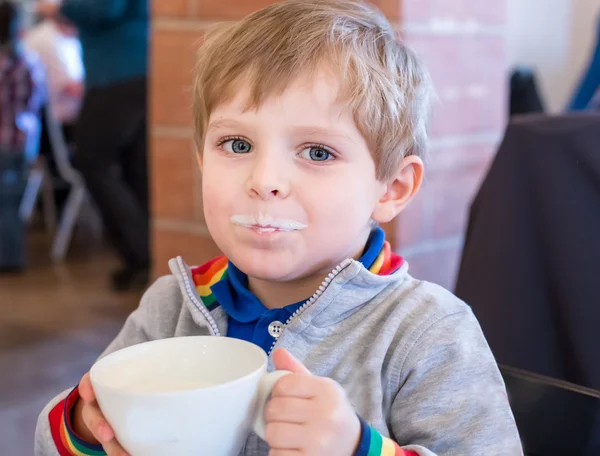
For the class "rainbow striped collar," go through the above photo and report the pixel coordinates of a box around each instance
[191,240,403,310]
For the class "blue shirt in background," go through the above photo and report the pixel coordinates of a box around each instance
[60,0,148,89]
[569,13,600,110]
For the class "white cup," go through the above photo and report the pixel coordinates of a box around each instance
[90,336,290,456]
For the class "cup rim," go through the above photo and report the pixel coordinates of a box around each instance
[89,336,268,397]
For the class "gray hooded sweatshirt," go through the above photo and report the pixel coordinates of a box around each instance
[35,256,522,455]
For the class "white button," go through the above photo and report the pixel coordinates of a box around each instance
[268,321,284,338]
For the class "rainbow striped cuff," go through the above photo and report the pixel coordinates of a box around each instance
[355,417,419,456]
[48,386,106,456]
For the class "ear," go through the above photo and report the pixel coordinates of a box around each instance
[371,155,424,224]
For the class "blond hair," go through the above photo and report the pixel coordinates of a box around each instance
[193,0,434,181]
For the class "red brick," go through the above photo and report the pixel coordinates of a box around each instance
[428,160,489,239]
[401,0,432,22]
[393,189,432,248]
[153,229,222,276]
[393,142,495,247]
[403,244,462,290]
[151,137,198,221]
[405,33,507,138]
[197,0,281,19]
[468,1,506,25]
[371,0,402,21]
[153,0,189,17]
[404,0,506,25]
[428,141,497,173]
[151,29,204,127]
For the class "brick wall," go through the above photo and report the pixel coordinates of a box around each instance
[395,0,508,289]
[151,3,215,276]
[151,0,507,286]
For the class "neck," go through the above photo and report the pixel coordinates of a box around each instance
[248,272,330,310]
[247,231,372,309]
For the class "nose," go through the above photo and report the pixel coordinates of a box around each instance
[246,150,290,200]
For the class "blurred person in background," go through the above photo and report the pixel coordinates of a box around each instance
[25,13,84,126]
[0,0,45,272]
[37,0,150,291]
[24,13,84,210]
[0,0,45,155]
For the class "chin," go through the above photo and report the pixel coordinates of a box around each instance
[227,249,300,282]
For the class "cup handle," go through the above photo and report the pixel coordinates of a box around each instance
[253,370,292,440]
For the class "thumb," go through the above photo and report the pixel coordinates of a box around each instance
[78,373,96,402]
[272,348,311,375]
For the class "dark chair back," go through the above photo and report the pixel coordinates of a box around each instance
[509,67,545,117]
[501,365,600,456]
[456,114,600,390]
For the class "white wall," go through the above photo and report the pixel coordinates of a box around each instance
[508,0,600,112]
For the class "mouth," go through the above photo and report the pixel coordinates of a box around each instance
[247,226,286,234]
[230,214,307,233]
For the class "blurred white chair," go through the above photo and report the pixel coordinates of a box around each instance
[44,104,90,262]
[18,112,57,232]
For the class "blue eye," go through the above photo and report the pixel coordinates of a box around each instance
[223,139,252,154]
[300,146,334,162]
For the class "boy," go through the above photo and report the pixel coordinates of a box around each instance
[35,1,522,455]
[37,0,149,291]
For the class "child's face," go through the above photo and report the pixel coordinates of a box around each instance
[201,69,389,282]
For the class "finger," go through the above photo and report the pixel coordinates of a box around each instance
[271,374,324,399]
[269,450,301,456]
[265,397,312,424]
[272,349,311,375]
[81,401,114,443]
[78,373,96,402]
[103,438,130,456]
[265,422,306,450]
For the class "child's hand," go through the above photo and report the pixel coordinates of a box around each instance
[73,373,130,456]
[265,349,361,456]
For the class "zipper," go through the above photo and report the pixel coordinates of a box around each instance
[177,257,221,336]
[267,258,353,355]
